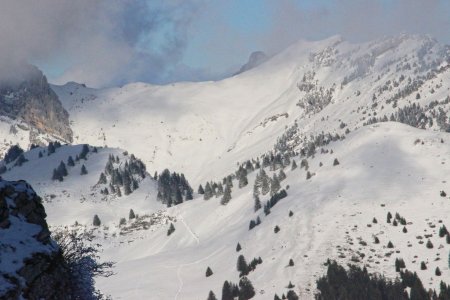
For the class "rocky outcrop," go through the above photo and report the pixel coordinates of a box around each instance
[234,51,268,75]
[0,179,72,299]
[0,65,73,143]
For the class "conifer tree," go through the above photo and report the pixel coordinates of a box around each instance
[306,171,312,180]
[204,182,214,200]
[286,290,299,300]
[289,210,294,217]
[333,158,340,166]
[221,184,232,205]
[79,144,90,160]
[239,173,248,188]
[206,266,213,277]
[270,174,280,196]
[278,169,286,181]
[238,276,255,300]
[52,168,63,182]
[93,214,101,226]
[436,267,442,276]
[58,161,68,177]
[98,172,107,184]
[274,225,280,233]
[207,291,217,300]
[197,184,205,195]
[254,195,261,212]
[420,261,427,270]
[67,156,75,166]
[237,255,248,276]
[236,243,242,252]
[167,223,175,236]
[129,209,136,220]
[288,259,294,267]
[185,188,193,200]
[80,164,88,175]
[291,160,297,170]
[221,281,233,300]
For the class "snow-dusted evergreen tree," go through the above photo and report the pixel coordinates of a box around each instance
[58,161,68,177]
[291,160,297,170]
[254,195,261,212]
[270,174,281,196]
[278,169,286,181]
[204,182,214,200]
[93,214,101,226]
[221,184,232,205]
[52,168,63,181]
[207,291,217,300]
[198,184,205,194]
[98,172,107,184]
[167,223,175,236]
[79,144,90,160]
[236,242,242,252]
[205,266,213,277]
[80,164,88,175]
[67,156,75,167]
[238,276,255,299]
[237,255,248,276]
[260,169,270,195]
[129,209,136,220]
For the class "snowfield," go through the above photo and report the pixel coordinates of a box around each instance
[1,34,450,299]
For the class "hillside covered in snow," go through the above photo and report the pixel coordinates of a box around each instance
[2,34,450,299]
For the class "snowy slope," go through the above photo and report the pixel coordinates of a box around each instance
[3,34,450,299]
[52,34,450,185]
[3,122,450,299]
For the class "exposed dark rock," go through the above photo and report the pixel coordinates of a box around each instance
[0,65,73,143]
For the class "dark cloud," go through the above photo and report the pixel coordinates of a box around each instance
[0,0,204,87]
[0,0,448,87]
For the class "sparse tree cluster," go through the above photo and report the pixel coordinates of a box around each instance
[157,169,193,206]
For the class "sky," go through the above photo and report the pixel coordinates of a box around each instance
[0,0,449,88]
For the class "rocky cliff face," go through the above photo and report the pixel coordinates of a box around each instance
[0,65,73,143]
[0,179,72,299]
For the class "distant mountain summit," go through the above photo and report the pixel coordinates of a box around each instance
[234,51,268,75]
[0,65,73,144]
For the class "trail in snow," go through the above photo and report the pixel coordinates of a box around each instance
[174,249,222,300]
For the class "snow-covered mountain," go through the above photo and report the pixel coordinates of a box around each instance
[2,34,450,299]
[52,34,450,184]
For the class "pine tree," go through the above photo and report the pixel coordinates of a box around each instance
[239,173,248,188]
[274,294,281,300]
[249,220,256,230]
[58,161,68,177]
[402,226,408,233]
[278,169,286,181]
[206,266,213,277]
[286,290,299,300]
[287,281,295,288]
[439,225,448,237]
[237,255,248,276]
[207,291,217,300]
[254,195,261,212]
[447,233,450,244]
[52,168,63,181]
[387,212,392,223]
[236,243,242,252]
[167,223,175,236]
[274,225,280,233]
[197,184,205,195]
[67,156,75,166]
[93,214,101,226]
[185,188,193,200]
[204,182,214,200]
[289,210,294,217]
[306,171,312,180]
[80,164,88,175]
[270,174,280,196]
[387,241,394,248]
[333,158,340,166]
[436,267,442,276]
[116,186,122,197]
[291,160,297,170]
[372,217,377,224]
[374,236,380,244]
[38,151,43,158]
[98,172,107,184]
[119,218,126,226]
[221,281,233,300]
[238,276,255,300]
[260,170,270,195]
[420,261,427,270]
[220,184,232,205]
[129,209,136,220]
[426,239,433,249]
[47,142,55,155]
[79,144,90,160]
[288,259,294,266]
